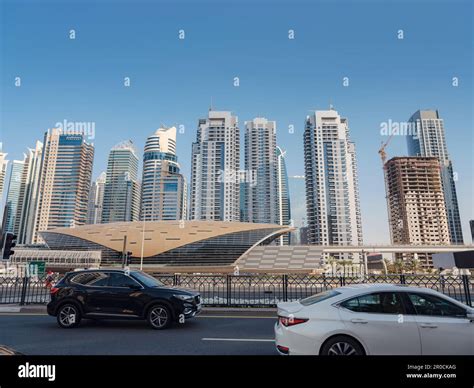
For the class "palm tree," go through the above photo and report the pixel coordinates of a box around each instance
[425,267,436,275]
[339,259,354,277]
[325,256,338,276]
[385,259,405,274]
[405,258,423,274]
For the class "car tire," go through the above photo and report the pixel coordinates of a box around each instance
[320,336,365,356]
[56,303,82,329]
[147,304,172,330]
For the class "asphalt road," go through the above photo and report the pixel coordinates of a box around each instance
[0,313,278,355]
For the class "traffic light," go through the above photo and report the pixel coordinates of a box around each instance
[2,232,17,261]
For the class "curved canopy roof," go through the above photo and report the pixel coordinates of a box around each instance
[41,221,293,258]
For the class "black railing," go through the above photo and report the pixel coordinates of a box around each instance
[0,276,54,305]
[0,273,472,307]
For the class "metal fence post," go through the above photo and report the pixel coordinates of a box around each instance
[173,274,179,286]
[282,274,288,302]
[226,275,231,307]
[19,275,29,306]
[340,276,345,287]
[400,274,406,285]
[461,275,472,307]
[439,274,446,294]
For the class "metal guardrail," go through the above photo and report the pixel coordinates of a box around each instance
[0,276,57,305]
[0,274,472,307]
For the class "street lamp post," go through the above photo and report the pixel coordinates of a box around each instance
[362,249,368,277]
[121,235,128,269]
[140,218,146,270]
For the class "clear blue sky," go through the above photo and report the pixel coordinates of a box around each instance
[1,0,473,244]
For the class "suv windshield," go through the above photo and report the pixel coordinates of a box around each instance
[300,290,341,306]
[130,271,164,288]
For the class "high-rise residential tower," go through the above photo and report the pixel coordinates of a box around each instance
[0,146,8,201]
[16,141,43,244]
[87,172,106,225]
[243,118,278,224]
[407,110,463,244]
[304,108,363,256]
[276,146,292,245]
[384,157,450,266]
[4,159,25,233]
[35,129,94,242]
[191,110,240,221]
[102,141,140,223]
[141,127,185,221]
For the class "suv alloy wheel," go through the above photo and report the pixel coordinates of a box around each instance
[57,304,82,328]
[147,304,171,330]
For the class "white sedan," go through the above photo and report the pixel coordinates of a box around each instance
[275,283,474,355]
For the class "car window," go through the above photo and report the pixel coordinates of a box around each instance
[70,272,109,287]
[407,293,466,318]
[108,273,141,288]
[300,290,341,306]
[341,292,403,314]
[130,271,164,288]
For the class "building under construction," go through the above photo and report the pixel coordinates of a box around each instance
[384,157,451,266]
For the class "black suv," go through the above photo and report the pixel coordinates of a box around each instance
[47,269,201,329]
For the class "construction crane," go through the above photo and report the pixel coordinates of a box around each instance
[378,133,395,165]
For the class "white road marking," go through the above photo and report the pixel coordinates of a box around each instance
[202,337,275,342]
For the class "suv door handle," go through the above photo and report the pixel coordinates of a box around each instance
[351,318,368,324]
[419,323,438,329]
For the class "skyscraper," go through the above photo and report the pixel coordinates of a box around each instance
[191,110,240,221]
[0,146,8,201]
[102,141,140,223]
[141,127,186,221]
[87,172,106,225]
[276,146,291,245]
[243,118,278,224]
[407,110,463,244]
[384,157,450,266]
[304,108,363,255]
[4,159,25,233]
[17,141,43,244]
[35,129,94,242]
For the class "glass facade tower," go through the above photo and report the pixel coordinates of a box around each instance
[141,127,185,221]
[304,109,363,258]
[102,141,140,223]
[190,110,240,221]
[407,110,463,244]
[35,129,94,242]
